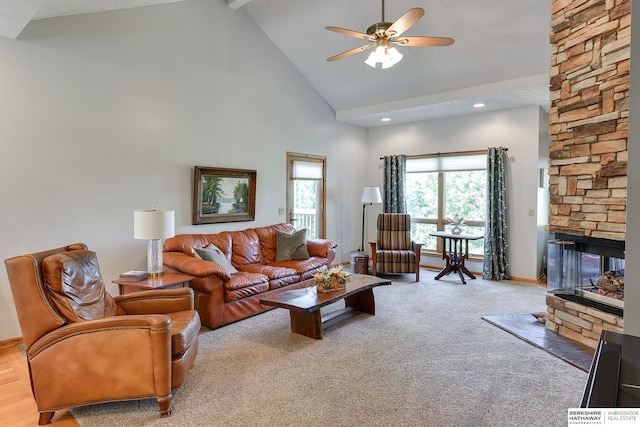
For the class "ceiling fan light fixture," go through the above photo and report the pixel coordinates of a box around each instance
[365,46,385,67]
[382,47,403,68]
[365,46,403,69]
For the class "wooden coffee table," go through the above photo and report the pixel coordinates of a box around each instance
[259,273,391,339]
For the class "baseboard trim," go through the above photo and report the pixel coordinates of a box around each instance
[0,337,23,350]
[342,260,538,284]
[510,275,539,284]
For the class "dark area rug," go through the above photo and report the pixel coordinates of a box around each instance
[482,314,594,372]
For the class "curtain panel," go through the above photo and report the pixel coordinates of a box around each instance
[383,155,406,213]
[483,147,511,280]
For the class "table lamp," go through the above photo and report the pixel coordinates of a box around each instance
[361,186,382,251]
[134,208,175,276]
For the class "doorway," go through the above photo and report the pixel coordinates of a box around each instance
[286,152,326,239]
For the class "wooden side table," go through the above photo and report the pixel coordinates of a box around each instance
[429,231,483,284]
[113,273,194,295]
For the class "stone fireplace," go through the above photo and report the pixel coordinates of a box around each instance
[546,0,629,349]
[545,233,624,348]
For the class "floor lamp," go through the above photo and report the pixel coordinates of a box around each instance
[361,186,382,251]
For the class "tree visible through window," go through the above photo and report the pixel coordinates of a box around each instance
[406,153,486,256]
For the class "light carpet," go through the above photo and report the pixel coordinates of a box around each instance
[71,272,588,427]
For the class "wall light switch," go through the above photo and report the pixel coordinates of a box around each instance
[278,207,284,215]
[528,208,535,216]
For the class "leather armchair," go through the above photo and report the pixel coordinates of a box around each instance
[369,213,422,282]
[4,244,200,424]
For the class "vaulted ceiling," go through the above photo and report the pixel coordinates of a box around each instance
[0,0,553,128]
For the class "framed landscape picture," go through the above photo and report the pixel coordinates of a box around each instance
[193,166,256,224]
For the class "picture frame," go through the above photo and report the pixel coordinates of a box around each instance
[193,166,256,224]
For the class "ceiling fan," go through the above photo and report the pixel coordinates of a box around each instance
[325,0,454,69]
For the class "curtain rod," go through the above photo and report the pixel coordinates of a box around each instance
[379,148,507,160]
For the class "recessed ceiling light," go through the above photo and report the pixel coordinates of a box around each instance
[381,118,391,122]
[473,103,485,108]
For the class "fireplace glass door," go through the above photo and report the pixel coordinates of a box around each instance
[547,240,625,306]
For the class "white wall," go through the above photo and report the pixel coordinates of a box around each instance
[0,0,552,342]
[537,107,551,281]
[367,106,544,280]
[0,0,368,341]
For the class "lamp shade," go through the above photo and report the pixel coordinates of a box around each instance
[361,187,382,204]
[134,209,175,240]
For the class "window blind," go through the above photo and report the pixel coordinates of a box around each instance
[293,161,323,179]
[406,153,486,173]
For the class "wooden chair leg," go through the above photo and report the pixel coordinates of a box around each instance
[414,243,422,282]
[38,411,54,425]
[157,395,172,417]
[369,242,378,276]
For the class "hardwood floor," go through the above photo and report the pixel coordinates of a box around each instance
[0,346,79,427]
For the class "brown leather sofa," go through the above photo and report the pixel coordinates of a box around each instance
[163,223,337,329]
[4,244,200,424]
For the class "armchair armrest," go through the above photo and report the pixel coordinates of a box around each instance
[307,238,337,257]
[114,287,195,314]
[163,252,231,281]
[307,238,338,266]
[29,314,171,356]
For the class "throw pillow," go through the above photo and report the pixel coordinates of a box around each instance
[194,244,238,275]
[275,228,310,261]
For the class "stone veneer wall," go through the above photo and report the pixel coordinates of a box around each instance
[546,0,630,344]
[548,0,630,241]
[546,294,623,348]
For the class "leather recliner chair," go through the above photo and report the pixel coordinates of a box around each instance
[4,243,200,424]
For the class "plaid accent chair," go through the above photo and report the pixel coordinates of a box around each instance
[369,213,422,282]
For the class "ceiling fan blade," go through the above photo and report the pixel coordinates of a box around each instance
[325,26,372,40]
[326,44,374,62]
[393,36,455,47]
[386,7,425,37]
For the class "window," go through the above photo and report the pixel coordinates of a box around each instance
[406,152,486,256]
[286,153,326,239]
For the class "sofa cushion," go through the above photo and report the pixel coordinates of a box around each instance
[224,272,270,302]
[255,223,295,263]
[231,229,264,266]
[269,256,329,272]
[237,264,299,279]
[42,250,121,322]
[194,244,238,275]
[224,272,269,291]
[163,233,224,256]
[275,229,310,261]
